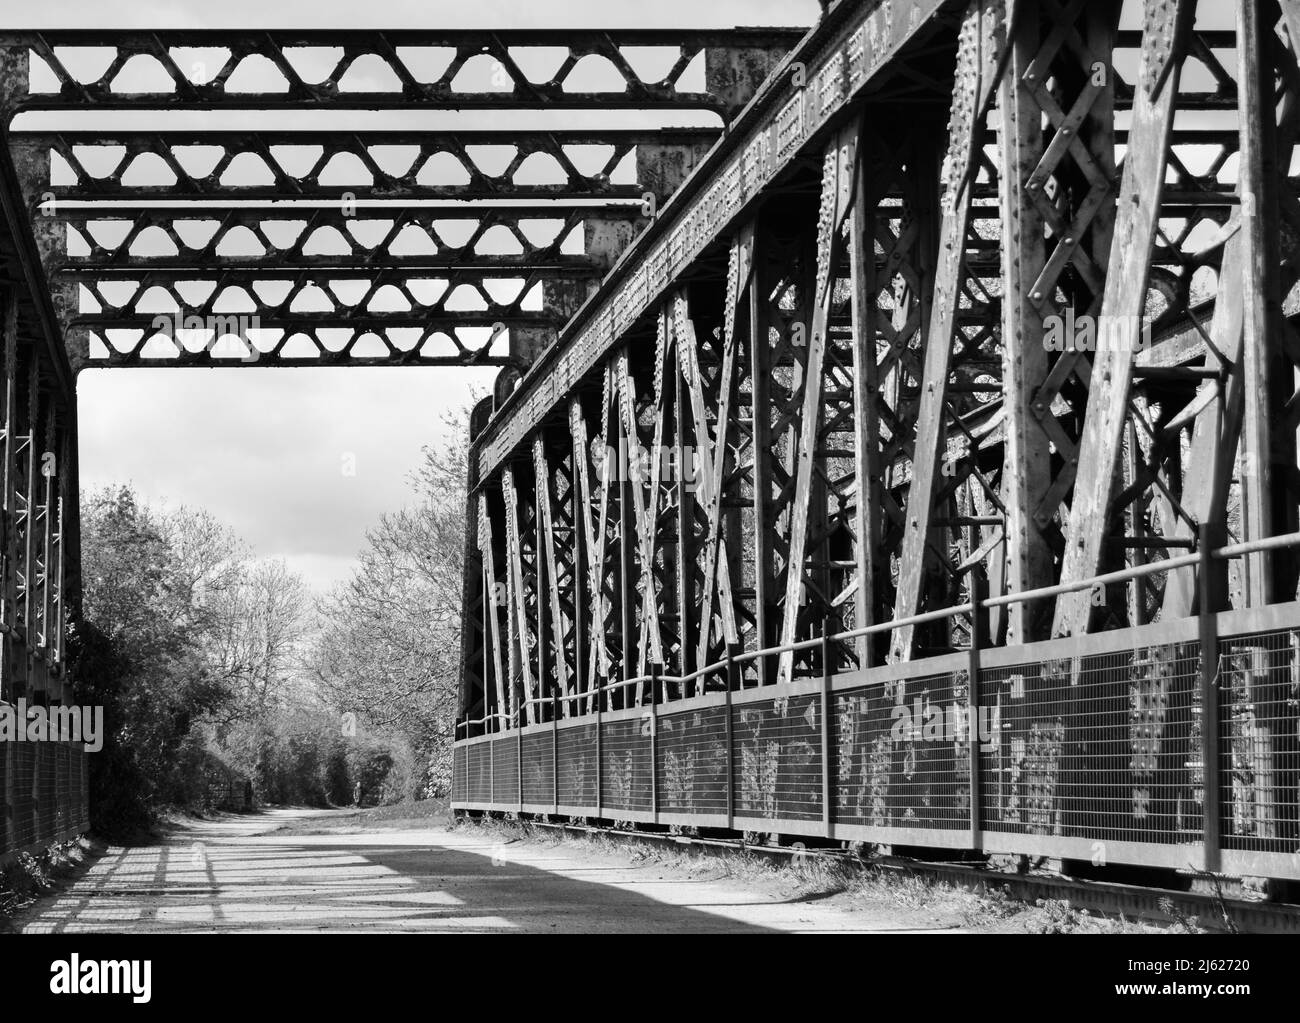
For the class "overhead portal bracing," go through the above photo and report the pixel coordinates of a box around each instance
[453,0,1300,879]
[0,22,805,863]
[0,28,802,369]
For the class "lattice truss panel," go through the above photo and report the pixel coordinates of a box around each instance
[2,30,801,114]
[461,0,1300,735]
[0,289,70,707]
[0,30,802,368]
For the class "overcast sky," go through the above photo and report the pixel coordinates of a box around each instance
[28,0,823,593]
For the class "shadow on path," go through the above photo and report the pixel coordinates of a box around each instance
[16,811,786,933]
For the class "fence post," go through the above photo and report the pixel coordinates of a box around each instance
[725,644,739,830]
[650,663,661,826]
[968,572,987,852]
[552,694,559,817]
[820,619,833,839]
[1198,521,1224,874]
[516,707,524,816]
[595,678,603,822]
[3,728,10,856]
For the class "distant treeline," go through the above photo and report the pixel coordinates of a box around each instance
[72,409,469,836]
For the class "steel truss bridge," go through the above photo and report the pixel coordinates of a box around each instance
[0,20,800,862]
[3,1,1300,886]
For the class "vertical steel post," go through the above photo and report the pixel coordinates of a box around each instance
[516,711,523,816]
[595,676,603,822]
[968,573,986,851]
[650,663,661,825]
[1198,522,1224,873]
[820,619,833,839]
[725,642,739,830]
[552,694,559,817]
[618,430,636,690]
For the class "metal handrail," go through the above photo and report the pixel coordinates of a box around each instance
[456,530,1300,736]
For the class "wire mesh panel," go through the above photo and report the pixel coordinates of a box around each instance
[600,716,652,814]
[37,746,56,836]
[0,747,7,854]
[491,736,519,805]
[448,605,1300,876]
[1,741,91,858]
[656,705,729,817]
[732,694,823,824]
[12,743,36,847]
[980,642,1201,848]
[521,730,555,808]
[69,746,82,831]
[557,721,597,810]
[467,741,492,803]
[832,671,971,833]
[55,742,69,834]
[1218,628,1300,857]
[452,744,467,803]
[78,746,89,831]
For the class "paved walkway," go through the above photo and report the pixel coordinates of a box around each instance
[17,809,961,933]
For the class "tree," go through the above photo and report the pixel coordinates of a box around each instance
[306,406,472,792]
[75,486,230,829]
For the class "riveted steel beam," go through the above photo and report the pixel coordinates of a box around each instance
[0,29,805,118]
[43,206,642,272]
[12,130,717,203]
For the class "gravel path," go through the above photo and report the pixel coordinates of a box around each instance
[16,809,965,934]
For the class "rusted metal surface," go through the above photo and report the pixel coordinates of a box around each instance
[13,130,718,202]
[453,0,1300,886]
[43,207,641,271]
[0,29,804,117]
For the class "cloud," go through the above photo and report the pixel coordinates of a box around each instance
[78,366,494,591]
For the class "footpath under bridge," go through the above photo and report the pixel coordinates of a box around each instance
[455,0,1300,886]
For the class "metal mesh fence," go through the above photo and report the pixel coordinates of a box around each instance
[452,613,1300,878]
[38,747,57,836]
[600,717,652,814]
[452,744,467,804]
[981,643,1201,846]
[467,741,491,803]
[12,743,37,848]
[521,730,554,807]
[1,741,90,861]
[56,743,69,834]
[1218,628,1300,855]
[491,736,519,806]
[733,694,823,823]
[557,721,597,808]
[656,705,728,816]
[834,671,971,832]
